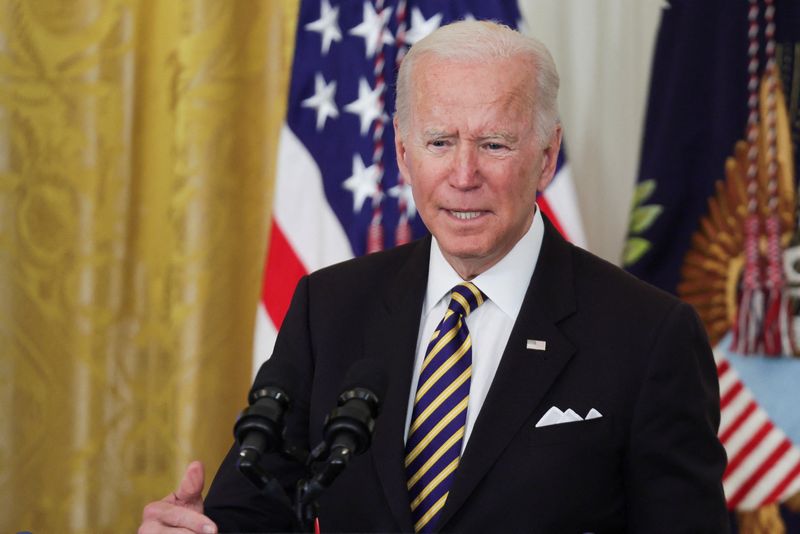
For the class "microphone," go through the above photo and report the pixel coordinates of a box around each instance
[233,358,300,512]
[322,359,388,458]
[294,360,387,529]
[304,359,388,492]
[234,358,298,467]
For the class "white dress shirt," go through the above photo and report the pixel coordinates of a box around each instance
[404,208,545,447]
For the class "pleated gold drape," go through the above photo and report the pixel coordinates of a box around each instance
[0,1,299,531]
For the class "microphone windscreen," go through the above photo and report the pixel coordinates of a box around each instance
[249,358,300,405]
[340,359,388,400]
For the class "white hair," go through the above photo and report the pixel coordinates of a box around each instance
[395,20,560,145]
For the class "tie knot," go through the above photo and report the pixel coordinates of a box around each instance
[448,282,486,318]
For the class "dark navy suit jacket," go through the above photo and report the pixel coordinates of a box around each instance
[205,218,728,533]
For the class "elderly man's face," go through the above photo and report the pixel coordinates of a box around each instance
[395,55,562,279]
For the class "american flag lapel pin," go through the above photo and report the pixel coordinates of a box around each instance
[526,339,546,351]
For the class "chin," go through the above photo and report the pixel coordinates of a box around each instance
[439,243,492,262]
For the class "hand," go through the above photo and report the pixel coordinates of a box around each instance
[139,461,218,534]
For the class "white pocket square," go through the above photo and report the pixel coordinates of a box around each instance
[535,406,603,428]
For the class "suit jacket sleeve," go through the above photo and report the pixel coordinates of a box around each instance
[626,300,728,532]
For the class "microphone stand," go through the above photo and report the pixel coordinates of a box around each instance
[236,442,311,532]
[293,388,379,532]
[237,448,293,511]
[294,439,355,531]
[236,361,385,533]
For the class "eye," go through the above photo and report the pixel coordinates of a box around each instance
[484,142,508,152]
[430,139,447,147]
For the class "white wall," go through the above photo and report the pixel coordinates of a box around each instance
[519,0,665,263]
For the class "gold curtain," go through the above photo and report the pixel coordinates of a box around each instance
[0,1,299,531]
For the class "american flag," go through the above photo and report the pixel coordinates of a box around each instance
[254,0,586,369]
[715,348,800,509]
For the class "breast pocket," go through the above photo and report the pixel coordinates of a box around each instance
[529,416,614,448]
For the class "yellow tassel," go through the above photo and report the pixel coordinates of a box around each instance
[784,490,800,512]
[736,503,785,534]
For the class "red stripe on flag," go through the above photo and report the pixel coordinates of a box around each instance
[728,439,792,509]
[760,456,800,507]
[720,400,757,444]
[717,359,730,376]
[720,382,743,409]
[724,421,774,479]
[537,197,568,240]
[262,219,308,329]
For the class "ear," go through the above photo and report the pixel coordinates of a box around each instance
[394,116,411,182]
[536,124,563,193]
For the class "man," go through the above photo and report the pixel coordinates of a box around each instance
[139,20,728,533]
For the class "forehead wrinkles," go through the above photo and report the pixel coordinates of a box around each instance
[410,57,536,132]
[415,96,536,142]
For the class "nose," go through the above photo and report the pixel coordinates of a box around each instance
[449,144,481,190]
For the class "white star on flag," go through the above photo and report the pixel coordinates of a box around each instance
[343,153,382,212]
[404,7,442,45]
[304,0,342,55]
[349,1,394,58]
[388,181,416,218]
[344,77,384,135]
[301,73,339,131]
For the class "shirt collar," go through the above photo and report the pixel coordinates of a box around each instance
[425,207,545,320]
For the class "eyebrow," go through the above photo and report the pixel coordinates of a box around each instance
[421,129,519,143]
[422,128,452,138]
[476,132,519,144]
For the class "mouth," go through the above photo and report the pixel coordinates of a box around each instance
[448,210,485,221]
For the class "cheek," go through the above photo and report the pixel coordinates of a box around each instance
[414,157,449,177]
[408,174,435,216]
[409,161,447,197]
[488,165,537,204]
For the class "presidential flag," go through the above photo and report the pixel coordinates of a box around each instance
[624,0,800,529]
[254,0,586,369]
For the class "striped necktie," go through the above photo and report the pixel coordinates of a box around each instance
[405,282,486,533]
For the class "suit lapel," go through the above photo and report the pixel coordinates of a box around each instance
[365,237,431,533]
[437,218,578,530]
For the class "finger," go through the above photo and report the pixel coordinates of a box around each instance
[139,521,208,534]
[174,460,205,504]
[139,524,201,534]
[142,500,217,534]
[138,520,204,534]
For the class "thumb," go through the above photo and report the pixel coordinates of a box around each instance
[174,460,205,505]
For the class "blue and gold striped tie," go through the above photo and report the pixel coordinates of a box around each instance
[405,282,486,533]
